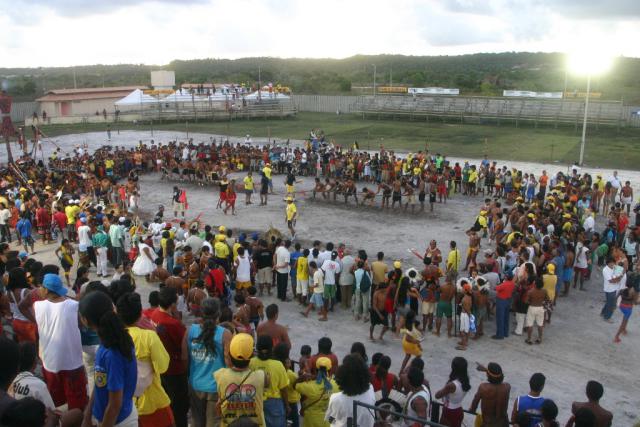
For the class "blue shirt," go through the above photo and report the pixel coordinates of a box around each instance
[16,219,31,238]
[92,346,137,424]
[187,324,225,393]
[516,394,545,427]
[289,251,302,279]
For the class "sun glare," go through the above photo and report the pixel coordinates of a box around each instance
[567,50,615,75]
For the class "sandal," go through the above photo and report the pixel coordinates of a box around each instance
[525,339,533,345]
[535,339,541,344]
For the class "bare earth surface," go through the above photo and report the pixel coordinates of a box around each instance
[16,130,640,425]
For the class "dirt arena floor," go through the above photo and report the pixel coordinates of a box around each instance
[12,130,640,425]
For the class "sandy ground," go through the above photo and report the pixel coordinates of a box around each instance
[8,130,640,425]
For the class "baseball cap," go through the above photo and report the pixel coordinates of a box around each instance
[547,264,556,274]
[119,217,126,223]
[230,333,254,360]
[18,251,28,259]
[393,260,402,269]
[43,274,67,296]
[316,357,332,370]
[80,217,87,223]
[286,196,293,202]
[219,225,226,232]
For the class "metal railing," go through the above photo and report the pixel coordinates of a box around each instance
[350,399,479,427]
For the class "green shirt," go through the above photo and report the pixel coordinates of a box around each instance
[92,231,109,248]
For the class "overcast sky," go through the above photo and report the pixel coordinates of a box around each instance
[1,0,638,67]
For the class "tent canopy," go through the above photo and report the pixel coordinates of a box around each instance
[115,89,158,106]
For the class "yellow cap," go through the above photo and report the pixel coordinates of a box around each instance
[516,197,524,202]
[480,210,487,215]
[527,213,535,219]
[563,213,571,219]
[316,357,332,370]
[286,196,293,202]
[45,185,52,190]
[393,260,402,269]
[547,264,556,274]
[230,333,254,360]
[27,180,33,184]
[217,235,226,242]
[19,187,26,192]
[218,225,226,232]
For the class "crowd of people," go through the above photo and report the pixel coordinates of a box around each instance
[0,134,635,427]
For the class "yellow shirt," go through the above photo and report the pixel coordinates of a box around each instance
[232,242,242,261]
[295,378,338,427]
[105,159,115,169]
[595,178,604,191]
[214,368,266,427]
[263,166,272,180]
[542,274,557,301]
[127,326,171,415]
[468,170,478,183]
[243,176,254,191]
[447,249,461,271]
[285,370,300,403]
[286,203,297,221]
[297,256,309,280]
[214,241,230,259]
[249,358,289,400]
[64,205,80,225]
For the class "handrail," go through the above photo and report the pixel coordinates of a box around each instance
[351,399,446,427]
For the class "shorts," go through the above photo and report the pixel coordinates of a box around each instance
[138,405,174,427]
[287,220,294,228]
[323,283,336,299]
[402,337,422,356]
[257,267,272,284]
[12,318,37,343]
[418,192,426,202]
[525,306,545,327]
[406,195,416,205]
[429,193,437,203]
[296,278,309,296]
[173,202,185,212]
[563,267,574,282]
[245,189,253,196]
[396,305,410,318]
[370,309,389,327]
[236,281,251,290]
[474,306,488,322]
[309,292,324,307]
[436,301,453,318]
[392,191,401,202]
[573,267,588,278]
[460,312,470,333]
[42,365,88,410]
[421,301,436,315]
[619,304,633,320]
[622,196,632,205]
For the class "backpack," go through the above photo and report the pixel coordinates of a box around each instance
[359,270,372,293]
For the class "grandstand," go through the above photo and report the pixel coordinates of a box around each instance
[351,95,628,129]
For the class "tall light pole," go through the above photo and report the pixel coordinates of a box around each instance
[578,74,591,166]
[567,51,613,166]
[372,64,377,97]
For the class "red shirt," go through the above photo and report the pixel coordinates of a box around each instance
[371,373,396,393]
[496,279,515,299]
[52,211,67,230]
[307,353,339,376]
[149,309,187,375]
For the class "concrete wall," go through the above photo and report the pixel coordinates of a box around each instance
[290,95,361,113]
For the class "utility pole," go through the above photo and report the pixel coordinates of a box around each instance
[578,74,591,166]
[73,67,77,89]
[372,64,377,97]
[390,65,393,88]
[258,66,262,102]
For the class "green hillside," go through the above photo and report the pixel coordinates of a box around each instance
[2,53,640,103]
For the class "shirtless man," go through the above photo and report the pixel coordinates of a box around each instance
[492,212,506,245]
[464,230,481,271]
[457,283,473,351]
[420,257,441,331]
[322,178,333,200]
[312,177,325,199]
[566,381,613,427]
[402,182,416,213]
[435,275,456,337]
[376,182,392,209]
[525,278,548,344]
[391,178,402,209]
[187,279,208,317]
[473,279,490,339]
[425,240,443,267]
[370,282,390,341]
[469,363,511,427]
[361,187,377,207]
[343,179,358,204]
[417,176,427,212]
[256,303,291,348]
[165,267,187,298]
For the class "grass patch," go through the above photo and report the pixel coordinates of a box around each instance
[35,112,640,169]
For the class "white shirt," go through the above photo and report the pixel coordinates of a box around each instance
[77,225,92,248]
[236,253,251,282]
[321,259,341,285]
[34,299,83,372]
[608,175,622,189]
[0,208,10,225]
[9,371,56,409]
[602,265,625,293]
[317,250,331,268]
[275,246,291,274]
[339,255,356,286]
[583,216,595,233]
[326,385,375,427]
[574,242,589,269]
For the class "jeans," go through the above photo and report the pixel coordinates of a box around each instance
[0,224,11,243]
[112,246,124,268]
[354,289,371,318]
[276,272,288,301]
[601,291,617,320]
[264,398,285,427]
[495,297,511,338]
[161,373,189,427]
[515,312,526,335]
[166,253,175,275]
[287,402,299,427]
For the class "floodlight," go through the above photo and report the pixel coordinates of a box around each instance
[567,51,614,76]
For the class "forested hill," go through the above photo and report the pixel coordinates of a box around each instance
[3,52,640,103]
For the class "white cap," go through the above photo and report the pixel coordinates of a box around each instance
[118,217,126,223]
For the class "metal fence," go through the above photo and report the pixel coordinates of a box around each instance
[10,101,37,123]
[291,95,362,113]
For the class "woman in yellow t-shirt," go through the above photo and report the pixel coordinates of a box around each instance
[249,336,290,427]
[294,357,338,427]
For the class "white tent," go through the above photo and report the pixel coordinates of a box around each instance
[163,90,209,103]
[245,90,290,100]
[114,89,158,106]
